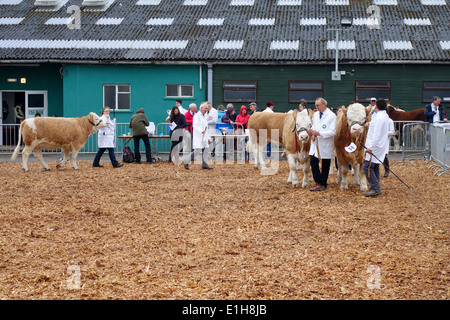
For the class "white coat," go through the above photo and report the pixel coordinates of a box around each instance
[206,107,219,135]
[97,115,116,148]
[309,108,336,159]
[365,110,390,164]
[192,111,210,149]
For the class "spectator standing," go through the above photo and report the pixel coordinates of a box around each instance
[424,96,448,124]
[217,105,226,123]
[248,102,261,115]
[129,108,153,164]
[93,107,123,168]
[205,101,222,159]
[308,98,337,191]
[168,106,187,164]
[299,100,307,111]
[235,105,251,161]
[263,101,274,113]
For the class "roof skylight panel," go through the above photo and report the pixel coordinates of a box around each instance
[270,40,299,50]
[230,0,255,5]
[248,18,275,26]
[0,0,24,4]
[420,0,446,5]
[45,17,73,25]
[325,0,349,5]
[146,18,175,25]
[327,40,356,50]
[373,0,398,4]
[383,41,413,50]
[183,0,208,5]
[197,18,225,26]
[0,17,24,24]
[136,0,161,4]
[353,18,380,27]
[439,41,450,50]
[300,18,326,25]
[277,0,302,5]
[403,18,431,25]
[96,18,124,25]
[213,40,244,50]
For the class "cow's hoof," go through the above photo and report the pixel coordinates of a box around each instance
[22,168,29,172]
[56,164,61,168]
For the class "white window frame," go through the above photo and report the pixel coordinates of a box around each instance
[166,84,194,98]
[103,84,131,110]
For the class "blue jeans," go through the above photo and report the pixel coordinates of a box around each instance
[93,148,119,167]
[363,160,381,193]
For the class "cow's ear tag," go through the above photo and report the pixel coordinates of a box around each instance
[345,142,357,153]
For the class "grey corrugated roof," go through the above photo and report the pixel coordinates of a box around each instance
[0,0,448,63]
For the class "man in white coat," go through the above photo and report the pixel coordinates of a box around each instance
[362,98,391,197]
[184,102,213,170]
[308,98,336,191]
[205,101,222,159]
[93,107,123,168]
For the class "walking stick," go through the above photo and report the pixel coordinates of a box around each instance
[359,142,412,191]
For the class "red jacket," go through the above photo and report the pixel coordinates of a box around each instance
[184,110,196,134]
[235,105,251,129]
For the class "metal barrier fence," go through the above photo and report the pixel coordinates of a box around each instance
[392,121,430,166]
[427,123,450,176]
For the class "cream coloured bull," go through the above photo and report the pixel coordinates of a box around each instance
[11,113,106,171]
[334,103,371,191]
[248,109,313,187]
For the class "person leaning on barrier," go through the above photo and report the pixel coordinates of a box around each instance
[167,106,187,164]
[424,96,448,124]
[129,108,153,164]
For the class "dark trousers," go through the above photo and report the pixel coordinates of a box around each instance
[310,155,331,188]
[133,135,152,163]
[363,160,381,193]
[93,148,119,166]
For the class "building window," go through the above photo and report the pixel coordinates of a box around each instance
[223,80,257,102]
[104,84,130,110]
[355,81,390,102]
[166,84,194,98]
[422,81,450,103]
[288,81,324,103]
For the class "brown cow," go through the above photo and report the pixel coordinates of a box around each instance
[11,113,106,171]
[247,109,313,187]
[334,103,371,191]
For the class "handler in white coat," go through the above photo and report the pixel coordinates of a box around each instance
[184,102,213,170]
[362,98,391,196]
[308,97,336,191]
[93,107,123,168]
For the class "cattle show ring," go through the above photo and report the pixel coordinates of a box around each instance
[0,110,447,301]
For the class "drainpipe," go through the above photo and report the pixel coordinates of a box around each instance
[207,63,213,103]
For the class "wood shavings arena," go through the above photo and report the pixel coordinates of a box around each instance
[0,160,448,300]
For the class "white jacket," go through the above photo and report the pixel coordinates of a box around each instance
[309,108,336,159]
[97,115,116,148]
[192,111,210,149]
[206,107,218,135]
[365,110,390,164]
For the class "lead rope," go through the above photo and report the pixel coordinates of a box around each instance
[312,135,321,170]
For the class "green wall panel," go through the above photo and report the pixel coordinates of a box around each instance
[63,64,207,124]
[213,64,450,113]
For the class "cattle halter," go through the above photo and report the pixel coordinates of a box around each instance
[87,117,103,126]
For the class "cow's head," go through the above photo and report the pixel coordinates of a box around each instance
[345,103,369,136]
[87,112,107,132]
[293,109,312,142]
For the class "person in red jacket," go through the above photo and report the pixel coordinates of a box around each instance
[235,105,251,161]
[235,105,251,130]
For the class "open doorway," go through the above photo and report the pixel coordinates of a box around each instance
[0,91,47,146]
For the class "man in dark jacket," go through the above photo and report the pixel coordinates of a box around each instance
[129,108,153,164]
[424,96,448,124]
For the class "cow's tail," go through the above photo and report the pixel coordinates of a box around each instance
[11,122,23,161]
